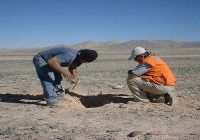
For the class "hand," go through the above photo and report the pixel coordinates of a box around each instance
[128,70,133,75]
[71,78,80,84]
[63,71,73,82]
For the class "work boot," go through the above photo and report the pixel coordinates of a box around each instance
[164,93,173,106]
[46,99,66,108]
[46,101,57,108]
[146,93,165,103]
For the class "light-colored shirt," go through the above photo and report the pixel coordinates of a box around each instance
[132,63,152,76]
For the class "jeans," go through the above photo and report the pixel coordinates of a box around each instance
[33,54,64,102]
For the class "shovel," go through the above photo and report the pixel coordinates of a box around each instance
[72,83,78,89]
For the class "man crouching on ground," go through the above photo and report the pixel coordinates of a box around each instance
[127,47,176,106]
[33,47,98,107]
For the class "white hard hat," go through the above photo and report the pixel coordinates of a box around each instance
[128,47,147,60]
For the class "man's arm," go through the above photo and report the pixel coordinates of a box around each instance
[128,63,152,77]
[69,67,79,83]
[47,57,73,81]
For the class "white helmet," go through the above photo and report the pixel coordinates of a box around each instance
[128,46,147,60]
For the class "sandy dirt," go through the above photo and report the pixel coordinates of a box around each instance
[0,45,200,140]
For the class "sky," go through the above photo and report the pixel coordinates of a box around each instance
[0,0,200,48]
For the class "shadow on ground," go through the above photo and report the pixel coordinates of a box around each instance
[0,92,135,108]
[0,93,44,106]
[66,91,134,108]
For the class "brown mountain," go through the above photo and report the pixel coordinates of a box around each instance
[0,40,199,55]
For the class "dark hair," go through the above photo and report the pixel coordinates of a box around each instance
[142,51,151,57]
[78,49,98,62]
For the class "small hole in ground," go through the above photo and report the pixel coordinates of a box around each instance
[66,91,134,108]
[80,95,111,108]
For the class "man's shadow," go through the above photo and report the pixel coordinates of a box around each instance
[66,91,134,108]
[0,93,45,106]
[0,92,135,108]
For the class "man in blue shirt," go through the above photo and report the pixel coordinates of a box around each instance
[33,48,98,107]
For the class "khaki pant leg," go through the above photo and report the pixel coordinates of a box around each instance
[130,77,175,95]
[126,76,149,102]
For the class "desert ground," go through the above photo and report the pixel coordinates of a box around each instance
[0,41,200,140]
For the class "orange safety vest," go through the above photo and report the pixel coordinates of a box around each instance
[140,56,176,86]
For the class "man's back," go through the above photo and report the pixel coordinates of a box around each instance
[38,47,78,67]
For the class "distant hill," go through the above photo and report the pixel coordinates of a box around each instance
[0,40,200,55]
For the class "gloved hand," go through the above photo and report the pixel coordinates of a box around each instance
[128,70,133,75]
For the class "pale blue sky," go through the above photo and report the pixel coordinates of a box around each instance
[0,0,200,48]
